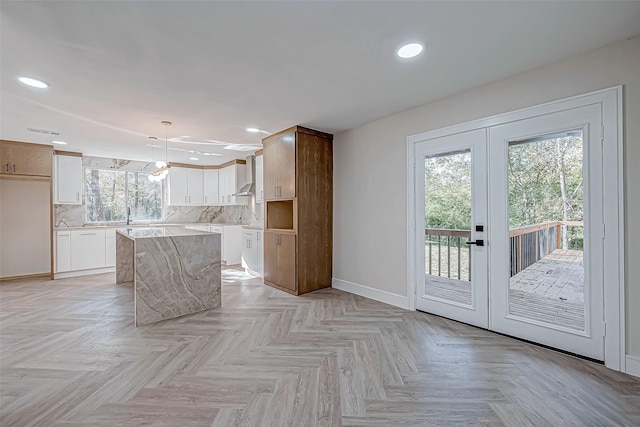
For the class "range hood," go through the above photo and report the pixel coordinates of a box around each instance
[233,155,255,196]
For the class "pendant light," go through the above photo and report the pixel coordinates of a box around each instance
[149,120,171,182]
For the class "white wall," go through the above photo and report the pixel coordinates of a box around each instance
[333,36,640,357]
[0,178,51,277]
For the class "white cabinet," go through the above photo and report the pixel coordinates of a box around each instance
[255,155,264,203]
[168,167,204,206]
[54,155,83,204]
[105,229,116,267]
[56,230,71,273]
[242,229,263,277]
[203,169,219,205]
[70,229,106,271]
[219,164,246,205]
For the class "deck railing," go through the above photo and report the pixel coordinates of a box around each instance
[425,221,583,281]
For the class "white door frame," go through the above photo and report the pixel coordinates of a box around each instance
[406,86,625,371]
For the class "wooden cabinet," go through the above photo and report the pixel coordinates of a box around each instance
[203,169,219,205]
[263,132,295,200]
[54,154,83,204]
[255,154,264,203]
[264,231,296,291]
[0,140,53,177]
[167,167,203,206]
[262,126,333,295]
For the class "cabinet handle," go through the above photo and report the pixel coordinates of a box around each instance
[260,190,263,200]
[227,195,230,202]
[257,233,260,241]
[13,164,16,173]
[80,232,97,236]
[76,192,80,201]
[189,195,191,203]
[204,196,207,204]
[4,163,8,172]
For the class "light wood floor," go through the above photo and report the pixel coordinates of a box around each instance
[1,268,639,426]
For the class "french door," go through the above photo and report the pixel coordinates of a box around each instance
[415,129,488,328]
[415,105,605,360]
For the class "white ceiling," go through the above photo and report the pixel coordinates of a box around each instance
[2,1,640,165]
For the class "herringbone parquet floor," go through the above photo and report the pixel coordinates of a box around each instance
[1,267,639,426]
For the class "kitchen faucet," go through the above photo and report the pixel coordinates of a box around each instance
[126,207,131,225]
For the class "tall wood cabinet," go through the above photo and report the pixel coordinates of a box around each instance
[262,126,333,295]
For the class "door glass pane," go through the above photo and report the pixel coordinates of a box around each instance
[424,150,472,306]
[507,130,585,331]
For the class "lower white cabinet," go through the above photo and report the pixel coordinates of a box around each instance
[56,231,72,273]
[55,228,116,274]
[70,229,106,271]
[242,229,263,277]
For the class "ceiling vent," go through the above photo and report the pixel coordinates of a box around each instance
[27,127,61,136]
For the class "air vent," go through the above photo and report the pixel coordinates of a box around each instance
[27,127,61,136]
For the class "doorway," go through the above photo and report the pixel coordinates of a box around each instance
[408,88,624,368]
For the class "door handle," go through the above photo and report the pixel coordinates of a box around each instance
[465,240,485,247]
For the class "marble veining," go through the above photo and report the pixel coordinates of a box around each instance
[116,228,221,326]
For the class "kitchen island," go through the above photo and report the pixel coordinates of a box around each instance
[116,227,221,326]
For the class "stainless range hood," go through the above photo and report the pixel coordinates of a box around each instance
[233,155,255,196]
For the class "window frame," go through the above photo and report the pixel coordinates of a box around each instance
[84,166,165,224]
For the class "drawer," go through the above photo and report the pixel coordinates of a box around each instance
[242,230,257,239]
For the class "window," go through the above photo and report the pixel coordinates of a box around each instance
[85,169,162,222]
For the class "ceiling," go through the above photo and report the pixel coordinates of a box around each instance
[2,1,640,165]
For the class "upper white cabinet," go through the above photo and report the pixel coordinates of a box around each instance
[167,167,204,206]
[203,169,219,205]
[219,164,246,205]
[54,154,83,204]
[255,155,264,203]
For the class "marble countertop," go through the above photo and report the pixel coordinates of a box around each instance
[116,226,215,239]
[55,223,243,231]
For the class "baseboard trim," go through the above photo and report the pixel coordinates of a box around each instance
[0,272,52,282]
[55,267,115,279]
[626,355,640,378]
[332,278,409,309]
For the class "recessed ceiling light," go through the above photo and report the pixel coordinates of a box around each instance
[397,43,423,59]
[189,157,199,161]
[246,127,260,133]
[51,140,67,145]
[18,76,49,89]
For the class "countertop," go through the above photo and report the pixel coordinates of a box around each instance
[55,223,245,231]
[116,226,218,239]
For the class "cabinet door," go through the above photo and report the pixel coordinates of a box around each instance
[203,169,219,205]
[187,168,203,205]
[9,145,52,176]
[263,140,278,200]
[277,133,296,199]
[242,235,251,270]
[0,145,10,175]
[218,167,227,205]
[168,167,189,205]
[277,233,296,291]
[56,232,71,273]
[224,166,237,205]
[255,155,264,203]
[256,231,264,276]
[55,155,83,204]
[263,231,278,285]
[70,229,106,271]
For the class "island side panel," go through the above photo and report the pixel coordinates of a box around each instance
[116,232,134,284]
[134,233,221,326]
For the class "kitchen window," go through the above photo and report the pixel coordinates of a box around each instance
[85,168,163,222]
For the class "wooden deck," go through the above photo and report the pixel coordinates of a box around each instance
[425,249,585,330]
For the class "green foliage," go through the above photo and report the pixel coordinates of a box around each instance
[424,151,471,230]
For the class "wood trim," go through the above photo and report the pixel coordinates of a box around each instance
[0,174,50,183]
[0,272,52,282]
[50,177,54,279]
[0,139,54,150]
[263,279,298,296]
[255,149,263,156]
[169,159,247,170]
[54,150,83,157]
